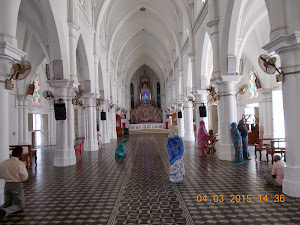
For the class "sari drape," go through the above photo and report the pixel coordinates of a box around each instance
[231,122,244,162]
[238,120,251,159]
[115,139,127,158]
[167,135,185,183]
[197,121,209,156]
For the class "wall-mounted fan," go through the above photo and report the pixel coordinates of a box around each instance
[42,90,55,100]
[258,54,284,82]
[206,85,219,99]
[236,84,248,96]
[108,103,114,111]
[207,95,218,104]
[9,60,32,80]
[6,60,32,90]
[72,88,84,105]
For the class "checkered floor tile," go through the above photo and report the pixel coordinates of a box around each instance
[1,134,300,224]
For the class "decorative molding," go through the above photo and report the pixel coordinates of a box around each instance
[174,57,179,68]
[192,2,208,35]
[262,31,300,53]
[77,1,95,36]
[182,38,189,55]
[0,42,26,63]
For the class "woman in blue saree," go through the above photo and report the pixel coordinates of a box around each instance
[231,122,244,162]
[115,139,127,158]
[167,126,185,183]
[238,119,251,160]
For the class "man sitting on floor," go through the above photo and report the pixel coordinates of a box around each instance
[264,155,285,187]
[0,147,28,218]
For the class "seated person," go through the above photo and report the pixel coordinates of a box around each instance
[115,139,127,158]
[206,130,217,154]
[264,155,286,186]
[0,147,28,218]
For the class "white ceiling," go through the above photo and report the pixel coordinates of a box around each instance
[98,0,190,82]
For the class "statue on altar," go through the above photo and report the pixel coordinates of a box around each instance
[137,69,153,107]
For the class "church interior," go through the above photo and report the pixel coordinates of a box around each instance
[0,0,300,224]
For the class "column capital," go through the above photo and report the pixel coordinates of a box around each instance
[263,31,300,54]
[192,90,207,103]
[47,79,70,88]
[68,22,80,36]
[212,75,242,84]
[0,42,26,63]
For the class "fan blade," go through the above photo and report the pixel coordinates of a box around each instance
[260,56,267,62]
[268,57,277,65]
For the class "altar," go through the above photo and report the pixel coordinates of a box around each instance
[130,106,163,124]
[129,68,162,124]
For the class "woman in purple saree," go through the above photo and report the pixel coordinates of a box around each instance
[197,121,209,156]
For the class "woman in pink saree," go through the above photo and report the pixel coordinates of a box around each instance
[197,121,209,156]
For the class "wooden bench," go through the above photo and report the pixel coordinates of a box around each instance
[267,138,286,164]
[255,138,285,164]
[254,138,273,162]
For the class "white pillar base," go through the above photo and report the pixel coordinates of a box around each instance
[184,132,195,142]
[102,136,110,144]
[217,144,235,161]
[178,118,184,138]
[84,140,98,151]
[69,152,77,166]
[112,131,117,140]
[282,166,300,198]
[54,149,71,167]
[0,179,4,205]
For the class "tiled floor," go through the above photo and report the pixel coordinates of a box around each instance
[1,133,300,224]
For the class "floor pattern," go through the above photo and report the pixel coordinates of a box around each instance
[0,134,300,225]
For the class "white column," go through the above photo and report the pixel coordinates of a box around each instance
[82,93,98,151]
[0,1,24,204]
[92,95,98,147]
[193,90,208,144]
[263,32,300,197]
[47,80,70,167]
[68,22,80,81]
[67,84,76,165]
[100,102,110,143]
[0,0,21,46]
[183,100,195,141]
[49,109,56,145]
[177,103,184,138]
[213,75,240,161]
[22,96,32,144]
[0,86,9,206]
[258,89,273,138]
[18,97,24,145]
[108,106,117,140]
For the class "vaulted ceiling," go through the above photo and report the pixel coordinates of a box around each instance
[96,0,191,83]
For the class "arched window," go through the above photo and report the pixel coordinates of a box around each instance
[249,70,258,99]
[157,82,161,108]
[130,83,134,109]
[31,73,40,104]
